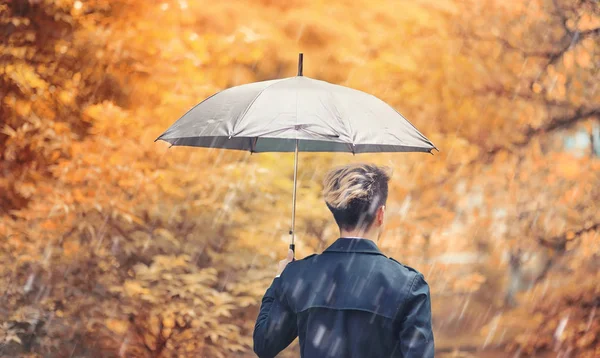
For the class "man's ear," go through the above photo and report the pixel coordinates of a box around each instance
[377,205,386,225]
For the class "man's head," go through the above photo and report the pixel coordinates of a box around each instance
[323,163,391,238]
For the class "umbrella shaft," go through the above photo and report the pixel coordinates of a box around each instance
[290,139,299,253]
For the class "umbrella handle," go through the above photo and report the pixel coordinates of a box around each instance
[291,52,302,259]
[290,138,299,260]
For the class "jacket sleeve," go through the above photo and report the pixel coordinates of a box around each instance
[253,277,298,358]
[396,273,434,358]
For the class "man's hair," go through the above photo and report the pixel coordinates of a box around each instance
[323,163,392,231]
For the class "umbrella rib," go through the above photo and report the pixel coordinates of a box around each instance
[155,91,222,142]
[230,78,293,137]
[301,127,340,139]
[254,126,293,137]
[347,143,356,155]
[326,88,354,143]
[370,93,436,148]
[317,96,346,137]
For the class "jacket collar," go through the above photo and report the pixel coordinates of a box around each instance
[323,238,384,256]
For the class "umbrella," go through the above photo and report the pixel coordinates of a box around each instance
[156,53,436,255]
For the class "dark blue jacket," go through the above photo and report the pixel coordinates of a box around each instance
[253,238,434,358]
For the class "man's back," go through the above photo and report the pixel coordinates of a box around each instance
[254,238,434,358]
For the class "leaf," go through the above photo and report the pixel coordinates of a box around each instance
[1,125,17,137]
[106,319,128,335]
[123,281,150,296]
[6,334,22,345]
[162,315,175,329]
[153,228,179,246]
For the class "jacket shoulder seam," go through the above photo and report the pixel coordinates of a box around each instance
[301,253,317,260]
[389,257,421,274]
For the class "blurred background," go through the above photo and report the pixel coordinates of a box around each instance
[1,0,599,357]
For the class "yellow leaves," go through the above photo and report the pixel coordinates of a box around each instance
[575,47,592,69]
[13,99,32,118]
[157,178,188,199]
[152,254,190,270]
[153,228,178,246]
[106,319,128,335]
[41,220,58,231]
[180,270,218,285]
[213,304,235,318]
[563,51,575,71]
[63,240,80,257]
[72,188,88,204]
[0,322,23,346]
[118,210,145,226]
[1,124,18,138]
[147,314,161,337]
[162,315,175,329]
[6,334,22,345]
[577,12,600,32]
[58,90,75,105]
[207,331,220,344]
[143,332,157,351]
[84,101,132,135]
[452,272,486,293]
[54,41,70,55]
[576,331,597,349]
[123,280,151,296]
[236,295,258,307]
[399,80,422,97]
[6,63,48,93]
[176,315,187,328]
[0,45,27,60]
[49,150,61,162]
[560,187,581,205]
[554,154,582,180]
[438,134,480,167]
[578,230,600,261]
[227,343,247,353]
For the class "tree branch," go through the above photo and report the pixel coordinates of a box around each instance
[537,221,600,252]
[528,107,600,135]
[542,26,599,71]
[485,106,600,155]
[580,27,600,38]
[460,31,557,58]
[471,85,573,108]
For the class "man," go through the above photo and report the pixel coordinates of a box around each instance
[253,163,434,357]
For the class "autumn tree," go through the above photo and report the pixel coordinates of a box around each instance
[450,0,600,355]
[1,0,276,356]
[1,0,598,357]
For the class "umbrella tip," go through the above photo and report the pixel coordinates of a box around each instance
[298,53,303,76]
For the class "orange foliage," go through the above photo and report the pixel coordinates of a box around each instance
[0,0,598,357]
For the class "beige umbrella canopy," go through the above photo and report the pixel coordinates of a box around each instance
[156,54,436,254]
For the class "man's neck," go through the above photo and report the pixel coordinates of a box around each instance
[339,229,379,243]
